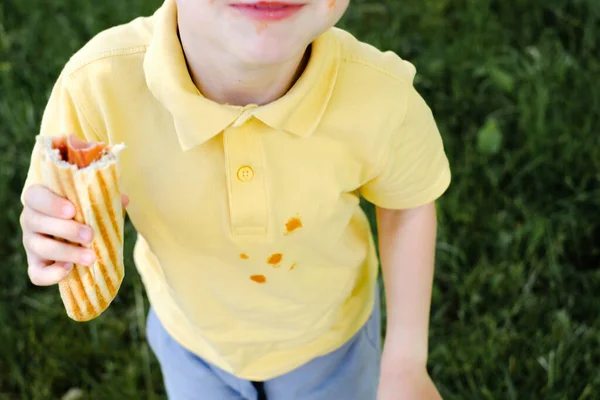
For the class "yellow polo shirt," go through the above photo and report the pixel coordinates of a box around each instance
[22,0,451,379]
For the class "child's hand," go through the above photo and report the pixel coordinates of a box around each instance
[20,184,129,286]
[377,366,442,400]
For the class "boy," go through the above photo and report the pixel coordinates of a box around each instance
[19,0,451,398]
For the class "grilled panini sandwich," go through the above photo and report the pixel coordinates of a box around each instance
[38,134,125,322]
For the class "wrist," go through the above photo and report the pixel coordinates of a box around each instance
[381,341,428,375]
[381,357,428,376]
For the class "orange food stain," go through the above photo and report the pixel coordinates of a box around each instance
[289,262,297,271]
[267,253,283,266]
[328,0,336,10]
[285,217,303,234]
[240,253,249,260]
[255,21,269,34]
[250,274,266,284]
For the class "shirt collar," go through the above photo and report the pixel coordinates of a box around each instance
[144,0,340,152]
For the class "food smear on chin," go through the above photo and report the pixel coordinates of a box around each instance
[255,21,269,34]
[52,135,107,168]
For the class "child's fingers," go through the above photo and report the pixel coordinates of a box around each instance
[23,232,96,267]
[26,254,73,287]
[21,207,93,245]
[121,194,129,208]
[23,184,75,219]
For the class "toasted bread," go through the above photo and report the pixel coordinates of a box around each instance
[38,134,125,322]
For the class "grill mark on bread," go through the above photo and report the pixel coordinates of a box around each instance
[63,283,83,320]
[116,262,124,282]
[91,242,112,307]
[71,266,94,317]
[96,257,115,295]
[64,169,84,224]
[109,167,124,239]
[89,187,118,288]
[97,172,121,246]
[80,265,102,315]
[94,276,109,310]
[110,168,118,190]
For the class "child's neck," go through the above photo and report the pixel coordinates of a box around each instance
[178,29,310,107]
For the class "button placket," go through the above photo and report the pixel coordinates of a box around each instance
[223,116,268,237]
[232,111,253,128]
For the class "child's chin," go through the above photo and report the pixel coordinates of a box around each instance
[236,43,305,66]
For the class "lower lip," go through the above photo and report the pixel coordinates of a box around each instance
[229,3,305,21]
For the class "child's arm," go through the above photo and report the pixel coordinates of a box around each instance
[356,71,451,398]
[376,202,442,400]
[20,70,129,287]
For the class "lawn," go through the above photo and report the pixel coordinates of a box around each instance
[1,0,599,399]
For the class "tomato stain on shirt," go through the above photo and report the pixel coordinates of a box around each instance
[240,253,249,260]
[267,253,283,267]
[328,0,336,10]
[250,274,266,284]
[289,262,297,271]
[285,217,303,234]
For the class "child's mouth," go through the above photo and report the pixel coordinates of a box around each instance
[229,2,306,22]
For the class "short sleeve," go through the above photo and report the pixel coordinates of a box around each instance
[360,86,451,209]
[20,71,102,205]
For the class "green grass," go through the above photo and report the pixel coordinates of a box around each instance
[1,0,599,398]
